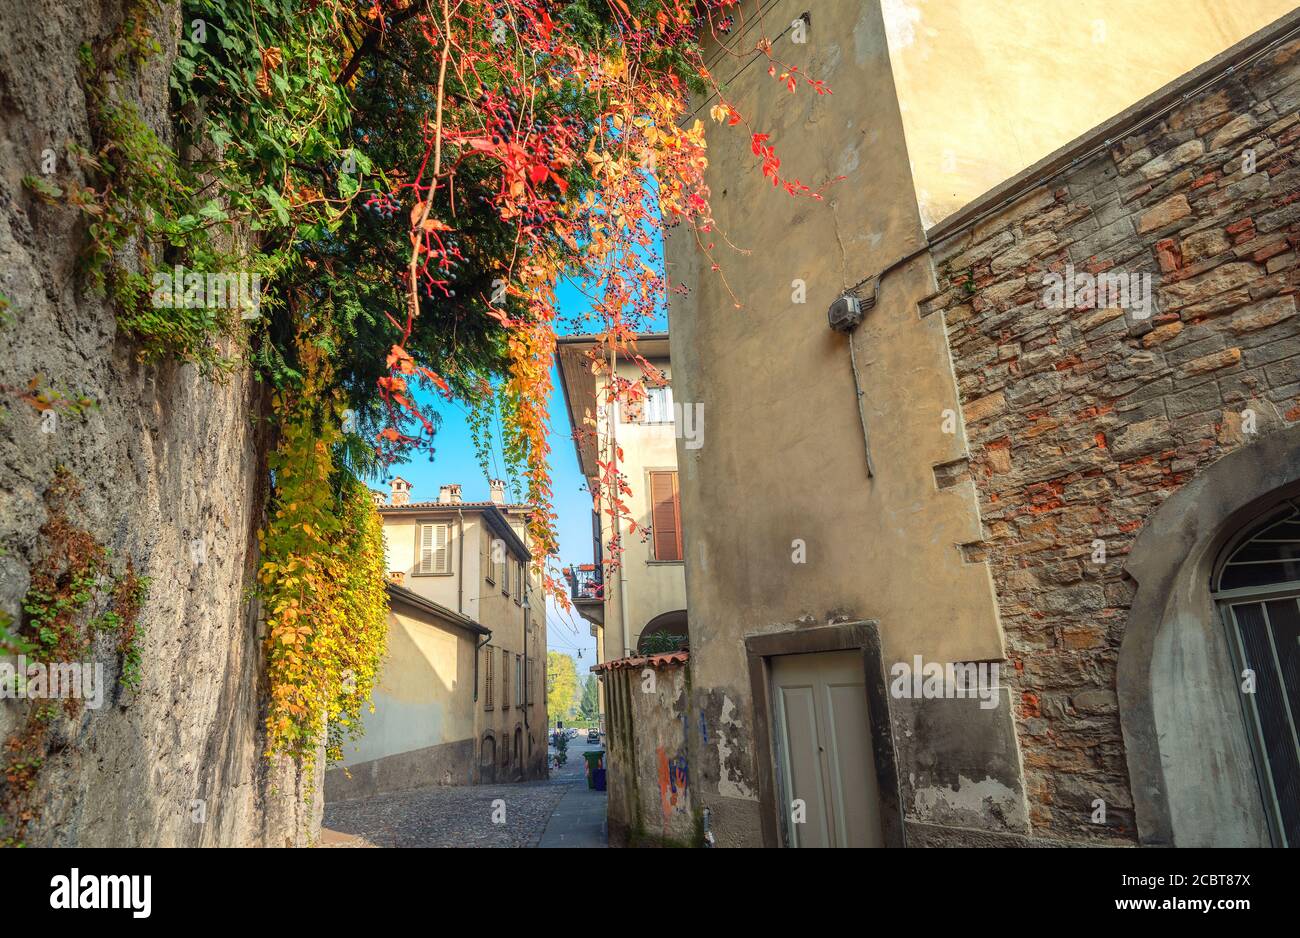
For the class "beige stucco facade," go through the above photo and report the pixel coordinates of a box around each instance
[557,335,691,744]
[326,480,548,798]
[326,586,485,799]
[557,335,690,662]
[885,0,1296,226]
[664,0,1298,847]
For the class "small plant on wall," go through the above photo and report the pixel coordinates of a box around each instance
[638,629,688,655]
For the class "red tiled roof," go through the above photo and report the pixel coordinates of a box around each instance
[591,650,689,673]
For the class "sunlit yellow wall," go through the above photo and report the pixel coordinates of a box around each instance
[340,606,475,767]
[884,0,1297,226]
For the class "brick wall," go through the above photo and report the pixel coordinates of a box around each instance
[923,37,1300,843]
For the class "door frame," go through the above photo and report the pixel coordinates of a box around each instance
[744,620,905,848]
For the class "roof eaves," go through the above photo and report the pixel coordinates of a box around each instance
[385,582,492,637]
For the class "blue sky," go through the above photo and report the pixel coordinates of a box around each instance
[384,274,667,675]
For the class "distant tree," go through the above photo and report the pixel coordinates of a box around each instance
[578,675,600,720]
[546,651,579,723]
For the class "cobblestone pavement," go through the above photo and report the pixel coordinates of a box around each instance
[320,738,607,848]
[322,779,568,847]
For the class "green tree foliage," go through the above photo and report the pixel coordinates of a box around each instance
[578,674,599,720]
[546,650,579,722]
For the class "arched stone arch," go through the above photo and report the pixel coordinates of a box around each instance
[1119,425,1300,846]
[636,609,688,653]
[480,731,497,784]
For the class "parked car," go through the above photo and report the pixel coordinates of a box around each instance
[587,729,599,744]
[567,728,578,739]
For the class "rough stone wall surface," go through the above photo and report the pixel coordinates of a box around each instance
[925,36,1300,843]
[0,1,318,844]
[602,661,694,846]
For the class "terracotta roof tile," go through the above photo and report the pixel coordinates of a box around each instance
[591,650,689,673]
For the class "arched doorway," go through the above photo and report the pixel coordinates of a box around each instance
[1212,501,1300,847]
[1119,425,1300,846]
[480,733,496,784]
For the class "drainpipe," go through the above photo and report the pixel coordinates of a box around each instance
[609,344,632,658]
[829,294,876,478]
[456,506,465,614]
[522,583,531,774]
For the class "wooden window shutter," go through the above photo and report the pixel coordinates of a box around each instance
[419,524,435,573]
[434,523,449,573]
[650,471,682,561]
[485,645,494,709]
[502,649,510,707]
[481,525,492,583]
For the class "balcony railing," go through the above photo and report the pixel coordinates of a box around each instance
[565,564,604,602]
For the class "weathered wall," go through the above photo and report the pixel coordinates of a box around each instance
[379,506,546,781]
[926,25,1300,843]
[328,605,478,799]
[884,0,1297,227]
[667,0,1016,847]
[599,355,687,658]
[599,656,694,847]
[0,1,317,845]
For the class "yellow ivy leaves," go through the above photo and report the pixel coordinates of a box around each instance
[259,340,388,782]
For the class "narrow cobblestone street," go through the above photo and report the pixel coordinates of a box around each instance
[321,739,607,848]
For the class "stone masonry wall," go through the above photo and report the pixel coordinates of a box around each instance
[0,1,319,844]
[599,658,695,847]
[923,35,1300,843]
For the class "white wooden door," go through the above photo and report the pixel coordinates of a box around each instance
[771,650,883,847]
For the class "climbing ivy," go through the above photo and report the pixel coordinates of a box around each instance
[258,336,388,779]
[2,469,152,846]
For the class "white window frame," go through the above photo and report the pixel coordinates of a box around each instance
[644,384,674,425]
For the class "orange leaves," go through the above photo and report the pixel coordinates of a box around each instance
[356,2,843,611]
[386,344,415,373]
[255,46,282,98]
[377,374,408,397]
[584,139,619,180]
[417,365,451,395]
[708,102,741,126]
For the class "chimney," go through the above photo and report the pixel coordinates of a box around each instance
[390,476,411,507]
[438,483,462,505]
[489,479,506,506]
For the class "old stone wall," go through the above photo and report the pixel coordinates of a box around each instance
[599,657,695,847]
[926,34,1300,843]
[0,1,318,845]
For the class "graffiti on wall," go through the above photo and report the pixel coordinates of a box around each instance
[655,746,689,828]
